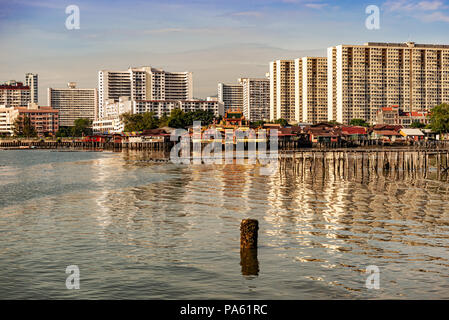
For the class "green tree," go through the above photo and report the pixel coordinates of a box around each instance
[55,126,72,138]
[121,112,160,131]
[185,110,216,127]
[158,112,169,128]
[142,112,159,130]
[410,121,426,129]
[429,103,449,134]
[274,118,289,127]
[71,118,92,137]
[14,115,37,137]
[167,109,188,128]
[350,119,369,127]
[328,120,342,126]
[251,120,266,128]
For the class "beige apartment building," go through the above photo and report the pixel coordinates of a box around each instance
[48,83,98,127]
[217,83,243,112]
[269,60,296,122]
[239,77,270,121]
[327,42,449,124]
[297,57,328,124]
[98,67,193,119]
[271,58,328,124]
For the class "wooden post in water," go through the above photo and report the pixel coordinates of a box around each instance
[240,219,258,249]
[240,219,259,276]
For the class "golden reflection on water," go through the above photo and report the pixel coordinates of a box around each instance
[0,149,448,298]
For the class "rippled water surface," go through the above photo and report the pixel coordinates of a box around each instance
[0,149,448,299]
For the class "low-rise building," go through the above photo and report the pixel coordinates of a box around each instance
[0,105,20,136]
[133,100,224,118]
[92,97,132,134]
[400,128,425,141]
[376,106,430,127]
[370,124,403,142]
[16,103,59,136]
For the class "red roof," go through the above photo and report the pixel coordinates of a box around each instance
[341,126,367,135]
[0,84,30,90]
[375,130,401,136]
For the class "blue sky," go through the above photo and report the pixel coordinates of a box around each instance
[1,0,449,101]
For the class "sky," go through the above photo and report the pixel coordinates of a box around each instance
[1,0,449,101]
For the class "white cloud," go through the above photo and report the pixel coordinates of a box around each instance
[230,11,263,17]
[383,0,449,23]
[305,3,328,9]
[421,11,449,22]
[384,0,446,12]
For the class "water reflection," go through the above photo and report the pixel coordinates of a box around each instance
[0,150,448,299]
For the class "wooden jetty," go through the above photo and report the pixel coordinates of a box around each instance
[278,149,449,181]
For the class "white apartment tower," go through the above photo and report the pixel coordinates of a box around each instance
[239,78,270,121]
[217,83,243,112]
[98,67,193,119]
[327,42,449,124]
[25,73,38,104]
[300,57,328,123]
[269,60,296,122]
[48,83,98,127]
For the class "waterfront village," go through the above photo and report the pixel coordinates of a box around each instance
[1,42,449,150]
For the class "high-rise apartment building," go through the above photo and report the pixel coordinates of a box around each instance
[271,58,327,124]
[300,57,328,124]
[0,81,31,108]
[327,42,449,124]
[269,60,296,122]
[217,83,243,112]
[239,77,270,121]
[25,73,38,103]
[48,82,98,127]
[98,66,193,119]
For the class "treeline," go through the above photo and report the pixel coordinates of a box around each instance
[120,109,219,131]
[55,119,93,137]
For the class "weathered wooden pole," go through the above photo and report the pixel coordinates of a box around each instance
[240,219,259,249]
[240,219,259,276]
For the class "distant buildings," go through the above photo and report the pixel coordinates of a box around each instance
[98,66,193,119]
[268,42,449,125]
[217,78,270,122]
[93,97,224,134]
[92,97,132,134]
[48,82,98,127]
[25,73,38,104]
[327,42,449,124]
[0,81,31,108]
[239,77,270,122]
[134,99,224,118]
[217,83,243,112]
[375,106,430,127]
[270,58,328,124]
[298,57,328,124]
[0,106,19,136]
[15,103,59,136]
[269,60,296,122]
